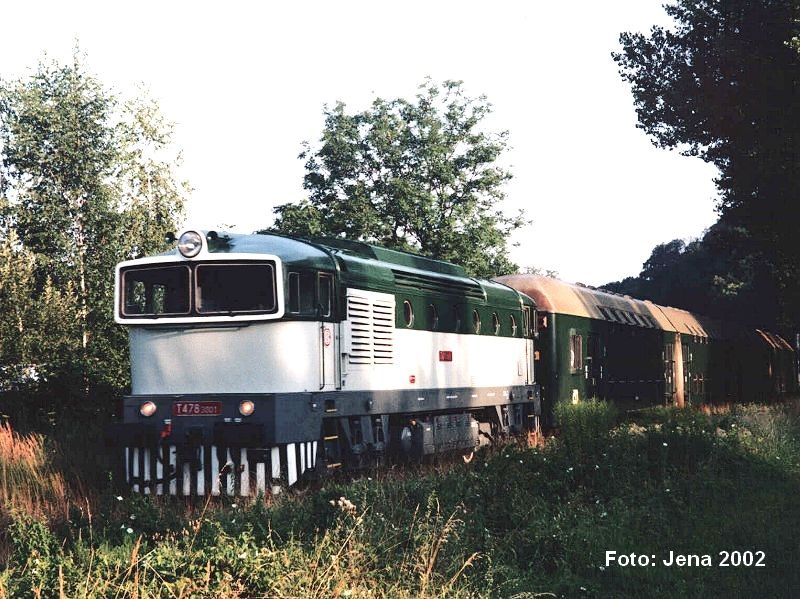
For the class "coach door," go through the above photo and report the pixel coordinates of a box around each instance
[524,306,534,384]
[586,333,602,399]
[664,340,675,403]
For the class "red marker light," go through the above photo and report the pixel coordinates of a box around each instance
[439,350,453,362]
[409,375,416,384]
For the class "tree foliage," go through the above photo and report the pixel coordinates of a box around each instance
[272,80,526,277]
[603,223,780,327]
[0,52,188,396]
[614,0,800,327]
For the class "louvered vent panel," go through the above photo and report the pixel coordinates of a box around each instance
[347,296,373,364]
[392,270,484,300]
[372,299,395,364]
[347,292,395,365]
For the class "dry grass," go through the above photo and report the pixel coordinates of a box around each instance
[698,402,732,415]
[0,423,73,522]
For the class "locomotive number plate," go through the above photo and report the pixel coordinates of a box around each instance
[172,401,222,416]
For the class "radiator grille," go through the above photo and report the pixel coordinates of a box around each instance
[347,292,394,365]
[392,270,484,300]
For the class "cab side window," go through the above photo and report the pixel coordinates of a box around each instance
[318,273,333,317]
[288,271,334,317]
[288,272,316,314]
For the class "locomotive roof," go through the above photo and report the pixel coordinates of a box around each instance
[495,274,790,346]
[309,237,529,308]
[160,231,531,308]
[155,231,336,270]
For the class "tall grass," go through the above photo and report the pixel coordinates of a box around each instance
[2,400,800,597]
[0,423,71,521]
[554,398,618,459]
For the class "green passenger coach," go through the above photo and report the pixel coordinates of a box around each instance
[497,275,797,420]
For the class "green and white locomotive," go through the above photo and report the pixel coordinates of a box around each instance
[112,229,541,496]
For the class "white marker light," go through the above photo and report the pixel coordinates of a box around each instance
[140,401,157,417]
[239,400,255,416]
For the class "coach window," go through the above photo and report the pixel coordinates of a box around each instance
[472,310,481,334]
[288,272,315,314]
[510,314,518,336]
[403,300,414,328]
[570,331,583,373]
[492,312,501,335]
[427,304,439,330]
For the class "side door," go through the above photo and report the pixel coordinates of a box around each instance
[523,306,534,384]
[663,341,675,403]
[318,273,337,390]
[586,333,601,399]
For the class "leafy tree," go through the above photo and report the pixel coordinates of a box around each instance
[0,52,187,396]
[272,80,526,277]
[0,231,82,391]
[603,224,781,327]
[613,0,800,327]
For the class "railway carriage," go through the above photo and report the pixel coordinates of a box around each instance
[110,229,541,496]
[110,232,797,496]
[497,275,797,420]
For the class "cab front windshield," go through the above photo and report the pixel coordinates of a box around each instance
[120,261,277,318]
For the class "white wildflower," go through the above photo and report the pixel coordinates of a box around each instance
[333,496,357,513]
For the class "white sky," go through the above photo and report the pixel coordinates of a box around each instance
[1,0,719,285]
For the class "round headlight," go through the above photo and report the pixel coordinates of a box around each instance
[239,400,255,416]
[178,230,203,258]
[140,401,157,417]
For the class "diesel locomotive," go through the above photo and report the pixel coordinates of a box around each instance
[110,230,797,496]
[111,229,541,496]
